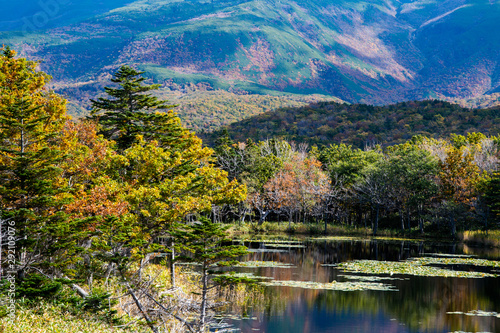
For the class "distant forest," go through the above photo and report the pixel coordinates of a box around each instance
[203,100,500,148]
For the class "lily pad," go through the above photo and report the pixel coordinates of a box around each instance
[338,274,408,282]
[412,257,500,268]
[260,279,397,291]
[236,261,295,269]
[425,253,477,258]
[247,249,288,253]
[263,243,306,248]
[228,272,274,280]
[310,236,359,242]
[447,310,500,318]
[339,260,496,278]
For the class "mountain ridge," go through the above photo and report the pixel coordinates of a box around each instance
[1,0,500,115]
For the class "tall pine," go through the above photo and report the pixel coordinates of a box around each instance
[90,66,184,151]
[0,47,76,278]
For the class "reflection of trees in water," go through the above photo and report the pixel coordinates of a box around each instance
[232,239,500,332]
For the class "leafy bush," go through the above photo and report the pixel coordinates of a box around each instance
[80,290,119,324]
[16,274,62,300]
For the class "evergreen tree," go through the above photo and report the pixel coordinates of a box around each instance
[90,65,182,150]
[484,170,500,223]
[0,47,77,278]
[172,217,250,332]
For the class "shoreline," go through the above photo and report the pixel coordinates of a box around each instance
[225,221,500,248]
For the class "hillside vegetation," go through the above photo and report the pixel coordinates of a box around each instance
[62,84,340,131]
[2,0,500,107]
[204,100,500,148]
[2,45,500,333]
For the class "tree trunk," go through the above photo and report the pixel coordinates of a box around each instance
[200,264,208,332]
[170,241,176,288]
[127,282,159,333]
[450,212,456,239]
[400,209,405,232]
[407,207,411,230]
[418,205,423,235]
[258,209,270,225]
[373,204,379,236]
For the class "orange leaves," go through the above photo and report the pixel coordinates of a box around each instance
[60,120,116,181]
[264,154,330,212]
[65,185,129,222]
[58,119,130,225]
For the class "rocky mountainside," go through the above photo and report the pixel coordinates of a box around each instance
[1,0,499,111]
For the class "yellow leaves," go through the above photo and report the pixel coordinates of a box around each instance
[113,136,246,237]
[0,47,65,137]
[59,120,117,183]
[438,144,482,205]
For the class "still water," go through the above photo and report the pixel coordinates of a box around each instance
[229,237,500,333]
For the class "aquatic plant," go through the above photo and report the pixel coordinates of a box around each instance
[259,279,397,291]
[338,259,497,278]
[236,261,295,269]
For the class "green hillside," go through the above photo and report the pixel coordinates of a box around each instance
[203,100,500,147]
[1,0,499,107]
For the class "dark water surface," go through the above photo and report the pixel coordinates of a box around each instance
[229,237,500,333]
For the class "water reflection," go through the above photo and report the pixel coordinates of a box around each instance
[230,238,500,333]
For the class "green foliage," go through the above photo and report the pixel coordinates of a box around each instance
[80,290,119,324]
[319,143,382,186]
[206,100,500,148]
[385,143,439,209]
[15,274,63,300]
[484,170,500,222]
[0,47,81,275]
[173,216,250,331]
[90,65,177,150]
[174,217,248,268]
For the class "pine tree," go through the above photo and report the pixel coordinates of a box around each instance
[172,217,250,332]
[90,65,181,150]
[0,47,76,278]
[484,170,500,223]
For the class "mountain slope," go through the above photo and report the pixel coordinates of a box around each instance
[203,100,500,147]
[1,0,499,111]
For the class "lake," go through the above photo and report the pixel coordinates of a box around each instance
[228,236,500,333]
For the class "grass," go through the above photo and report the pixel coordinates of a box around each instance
[460,230,500,248]
[0,266,178,332]
[0,263,262,333]
[0,301,130,333]
[226,220,421,239]
[226,221,500,247]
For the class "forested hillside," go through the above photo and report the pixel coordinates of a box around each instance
[2,0,500,108]
[64,85,339,131]
[204,100,500,148]
[2,47,500,333]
